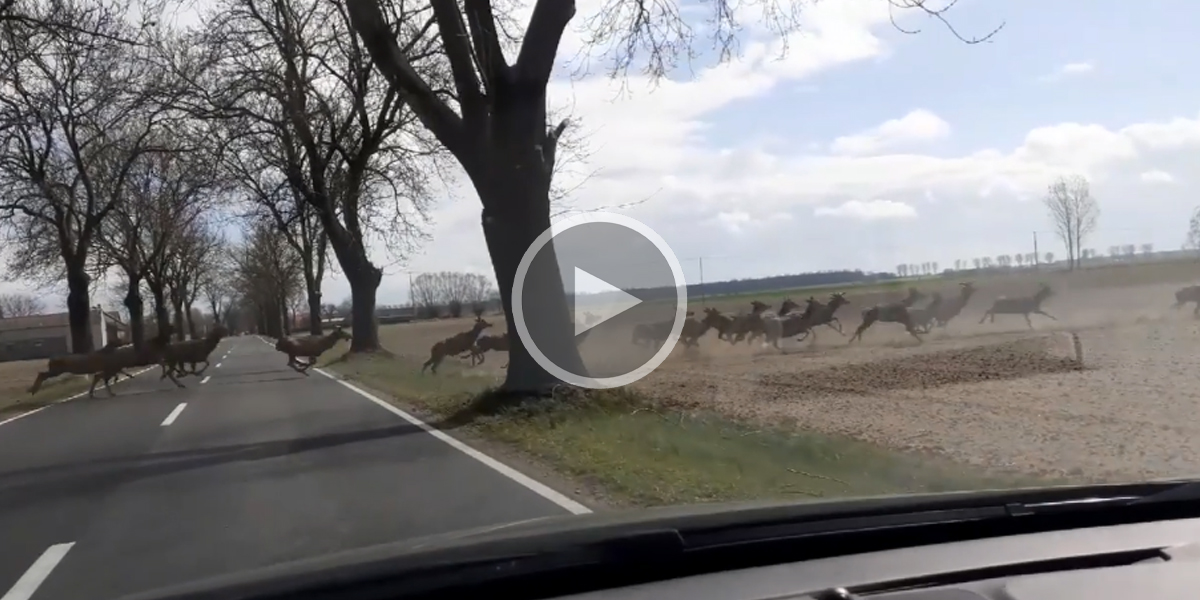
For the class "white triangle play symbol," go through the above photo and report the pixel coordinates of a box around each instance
[574,267,642,337]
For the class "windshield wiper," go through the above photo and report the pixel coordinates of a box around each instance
[1125,479,1200,506]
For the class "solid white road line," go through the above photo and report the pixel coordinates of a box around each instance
[252,334,590,513]
[0,365,157,429]
[1,542,75,600]
[200,375,211,385]
[314,367,593,515]
[160,403,187,427]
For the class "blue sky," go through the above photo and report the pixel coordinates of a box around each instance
[4,0,1199,308]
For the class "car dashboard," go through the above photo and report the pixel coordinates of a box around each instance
[554,515,1200,600]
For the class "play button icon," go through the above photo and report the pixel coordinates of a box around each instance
[573,267,642,336]
[513,212,687,389]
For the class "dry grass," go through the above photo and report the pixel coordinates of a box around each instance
[320,331,1040,508]
[0,359,90,415]
[309,259,1200,505]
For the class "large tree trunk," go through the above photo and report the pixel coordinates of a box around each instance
[279,294,291,336]
[185,302,197,339]
[327,239,381,352]
[123,274,146,352]
[479,188,584,393]
[149,284,170,338]
[65,265,94,354]
[346,267,380,352]
[306,282,323,336]
[470,82,585,394]
[171,294,186,342]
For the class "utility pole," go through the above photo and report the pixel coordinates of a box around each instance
[1033,231,1040,270]
[698,257,706,307]
[408,272,415,314]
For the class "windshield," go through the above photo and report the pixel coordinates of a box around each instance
[0,0,1194,597]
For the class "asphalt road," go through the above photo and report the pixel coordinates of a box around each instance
[0,335,584,600]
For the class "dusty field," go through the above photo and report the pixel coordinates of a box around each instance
[381,271,1200,484]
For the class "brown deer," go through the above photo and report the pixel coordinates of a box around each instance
[160,324,229,379]
[275,326,352,375]
[908,292,944,334]
[979,284,1056,329]
[931,282,977,329]
[29,325,179,398]
[699,308,735,341]
[1173,285,1200,317]
[848,287,926,345]
[423,318,491,374]
[729,300,774,345]
[463,332,509,367]
[793,292,849,345]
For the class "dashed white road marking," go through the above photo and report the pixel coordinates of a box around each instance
[160,403,187,426]
[215,362,222,368]
[200,375,211,385]
[0,365,156,429]
[2,542,75,600]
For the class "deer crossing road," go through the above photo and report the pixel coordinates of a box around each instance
[0,336,582,600]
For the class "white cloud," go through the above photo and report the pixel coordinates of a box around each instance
[1141,170,1176,184]
[830,110,951,156]
[815,200,918,221]
[1039,61,1095,82]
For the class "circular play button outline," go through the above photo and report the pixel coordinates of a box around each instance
[511,211,688,390]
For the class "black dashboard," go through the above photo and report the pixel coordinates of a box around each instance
[553,515,1200,600]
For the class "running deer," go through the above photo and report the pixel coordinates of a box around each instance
[160,324,229,379]
[848,287,926,345]
[1173,285,1200,317]
[908,292,944,334]
[29,325,179,398]
[275,326,352,375]
[793,292,849,345]
[978,283,1056,329]
[932,282,977,329]
[464,332,509,367]
[423,317,491,374]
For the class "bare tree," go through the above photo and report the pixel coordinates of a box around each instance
[1044,175,1100,271]
[183,0,442,352]
[231,222,304,337]
[198,253,236,327]
[165,221,222,340]
[222,131,332,336]
[410,272,440,318]
[96,130,218,349]
[343,0,1000,392]
[0,292,44,317]
[0,0,176,353]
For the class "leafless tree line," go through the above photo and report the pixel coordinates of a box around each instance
[1,0,996,394]
[410,271,495,318]
[0,292,43,317]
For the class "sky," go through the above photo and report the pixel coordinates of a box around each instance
[4,0,1199,308]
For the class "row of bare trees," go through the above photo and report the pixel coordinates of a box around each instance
[411,271,495,318]
[1,0,991,393]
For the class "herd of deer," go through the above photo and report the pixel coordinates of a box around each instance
[626,282,1061,350]
[415,282,1071,374]
[26,324,352,399]
[32,280,1199,391]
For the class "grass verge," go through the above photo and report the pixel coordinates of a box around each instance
[323,352,1051,508]
[0,360,92,416]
